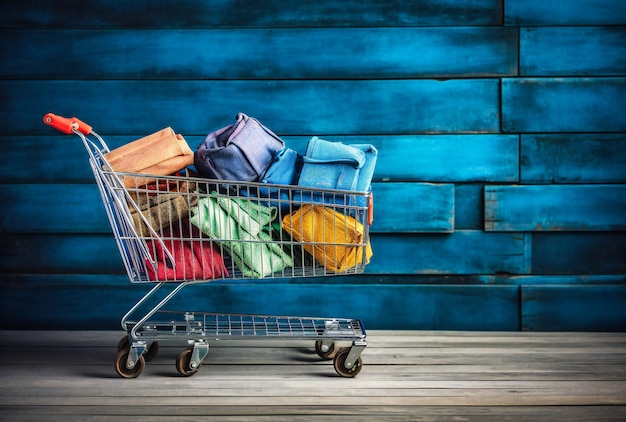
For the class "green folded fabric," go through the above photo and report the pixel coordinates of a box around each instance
[190,193,293,278]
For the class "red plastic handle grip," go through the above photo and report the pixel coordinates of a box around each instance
[43,113,92,135]
[368,193,374,226]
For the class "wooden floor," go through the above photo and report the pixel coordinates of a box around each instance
[1,330,625,421]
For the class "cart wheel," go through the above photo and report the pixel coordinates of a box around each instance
[114,350,145,379]
[117,335,130,353]
[333,348,362,378]
[315,340,336,360]
[143,342,159,362]
[176,348,201,377]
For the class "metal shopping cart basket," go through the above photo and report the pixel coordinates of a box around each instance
[44,113,372,379]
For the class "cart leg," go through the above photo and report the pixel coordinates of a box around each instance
[342,340,367,370]
[120,282,165,330]
[127,341,147,369]
[189,341,210,369]
[129,281,191,340]
[333,340,367,378]
[176,340,209,377]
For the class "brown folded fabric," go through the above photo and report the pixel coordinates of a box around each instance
[130,180,198,236]
[282,204,372,273]
[104,128,194,188]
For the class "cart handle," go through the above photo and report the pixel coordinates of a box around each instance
[43,113,92,135]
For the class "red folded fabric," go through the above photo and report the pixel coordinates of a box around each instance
[145,221,228,281]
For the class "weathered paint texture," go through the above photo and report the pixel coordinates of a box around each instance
[1,0,625,331]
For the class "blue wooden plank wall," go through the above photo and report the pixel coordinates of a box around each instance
[1,0,625,331]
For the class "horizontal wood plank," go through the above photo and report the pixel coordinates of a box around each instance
[505,0,626,25]
[0,231,530,275]
[521,134,626,184]
[0,279,520,330]
[522,285,626,331]
[366,231,530,275]
[371,134,519,182]
[1,28,518,79]
[521,27,626,77]
[502,78,626,133]
[454,184,484,230]
[2,80,501,136]
[371,183,454,233]
[485,185,626,231]
[1,0,504,28]
[0,134,519,183]
[1,330,626,420]
[532,232,626,275]
[0,182,452,234]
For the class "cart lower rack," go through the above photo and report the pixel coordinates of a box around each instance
[44,113,372,378]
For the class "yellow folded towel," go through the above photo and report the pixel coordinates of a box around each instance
[104,127,194,188]
[282,205,372,273]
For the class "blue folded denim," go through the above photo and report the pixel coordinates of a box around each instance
[194,113,285,182]
[295,137,377,207]
[235,147,303,215]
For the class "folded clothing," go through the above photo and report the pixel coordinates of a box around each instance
[130,178,198,236]
[195,113,285,182]
[190,194,293,278]
[104,127,194,188]
[282,204,372,273]
[145,220,228,281]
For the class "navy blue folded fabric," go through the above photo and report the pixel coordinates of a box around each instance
[194,113,285,182]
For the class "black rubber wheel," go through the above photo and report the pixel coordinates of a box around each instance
[143,342,159,362]
[114,350,145,379]
[315,340,336,360]
[333,348,362,378]
[117,335,130,353]
[176,348,201,377]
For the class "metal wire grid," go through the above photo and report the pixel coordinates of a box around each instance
[136,311,365,340]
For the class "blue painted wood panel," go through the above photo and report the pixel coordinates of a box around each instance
[0,232,530,276]
[0,134,519,184]
[370,135,519,182]
[0,80,501,136]
[0,275,520,330]
[1,28,518,79]
[366,231,530,275]
[505,0,626,25]
[521,134,626,184]
[371,183,454,233]
[485,185,626,231]
[521,27,626,77]
[454,184,484,230]
[1,0,504,28]
[0,182,452,234]
[532,233,626,275]
[522,286,626,331]
[502,78,626,133]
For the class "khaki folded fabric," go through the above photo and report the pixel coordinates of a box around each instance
[130,180,198,236]
[282,205,372,273]
[104,127,194,188]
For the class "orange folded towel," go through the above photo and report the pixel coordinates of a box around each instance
[104,127,194,188]
[282,205,372,273]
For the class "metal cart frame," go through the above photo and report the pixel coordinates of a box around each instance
[44,113,371,378]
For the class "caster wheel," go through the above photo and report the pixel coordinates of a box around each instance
[315,340,336,360]
[117,335,130,352]
[143,342,159,362]
[176,348,201,377]
[333,348,362,378]
[118,336,158,362]
[114,350,145,379]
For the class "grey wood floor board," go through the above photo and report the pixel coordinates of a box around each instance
[1,330,626,421]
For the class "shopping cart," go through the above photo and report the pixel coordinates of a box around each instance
[44,113,372,379]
